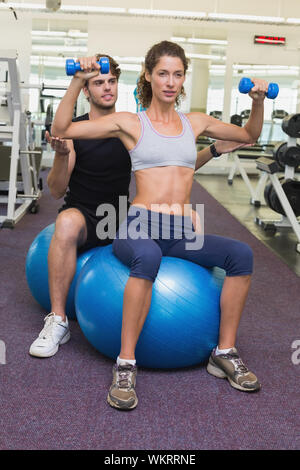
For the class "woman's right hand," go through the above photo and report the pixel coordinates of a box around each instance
[73,56,101,81]
[46,131,70,157]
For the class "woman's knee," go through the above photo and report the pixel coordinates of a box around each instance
[113,239,162,281]
[133,246,162,281]
[225,240,253,276]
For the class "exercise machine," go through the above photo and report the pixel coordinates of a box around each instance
[227,108,287,207]
[0,50,42,228]
[227,109,273,205]
[209,110,222,120]
[226,79,281,204]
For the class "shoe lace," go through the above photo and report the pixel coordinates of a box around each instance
[228,353,249,374]
[116,365,134,390]
[39,313,56,340]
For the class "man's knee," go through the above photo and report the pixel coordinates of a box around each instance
[55,209,87,245]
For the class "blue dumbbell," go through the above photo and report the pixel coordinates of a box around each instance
[65,57,110,76]
[239,77,279,99]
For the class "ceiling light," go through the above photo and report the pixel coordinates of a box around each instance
[113,56,144,64]
[187,38,228,45]
[68,30,88,38]
[187,53,222,60]
[286,18,300,24]
[233,64,295,70]
[172,36,227,45]
[119,64,142,72]
[31,30,88,39]
[1,3,125,14]
[32,31,67,37]
[208,13,284,23]
[4,2,44,9]
[60,6,126,14]
[171,37,187,43]
[128,9,206,19]
[30,56,65,66]
[31,45,87,53]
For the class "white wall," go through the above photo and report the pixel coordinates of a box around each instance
[0,11,32,83]
[87,17,173,57]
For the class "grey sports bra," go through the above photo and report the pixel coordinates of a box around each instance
[129,111,197,172]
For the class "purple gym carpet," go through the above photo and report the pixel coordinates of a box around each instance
[0,170,299,450]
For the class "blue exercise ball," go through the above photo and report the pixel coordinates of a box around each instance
[26,223,100,320]
[75,245,225,368]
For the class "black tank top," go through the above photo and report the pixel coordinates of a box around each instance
[64,113,131,210]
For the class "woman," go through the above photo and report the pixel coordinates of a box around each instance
[52,41,268,410]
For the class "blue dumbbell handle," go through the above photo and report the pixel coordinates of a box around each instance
[66,57,109,76]
[239,77,279,99]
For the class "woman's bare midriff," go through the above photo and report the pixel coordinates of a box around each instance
[132,166,195,215]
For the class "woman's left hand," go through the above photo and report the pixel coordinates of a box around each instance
[248,78,269,102]
[214,140,253,155]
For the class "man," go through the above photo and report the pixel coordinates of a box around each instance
[29,53,247,359]
[29,54,131,357]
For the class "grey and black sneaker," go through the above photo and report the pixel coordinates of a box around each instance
[107,363,138,410]
[207,347,261,392]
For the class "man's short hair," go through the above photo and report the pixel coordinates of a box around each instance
[86,53,121,86]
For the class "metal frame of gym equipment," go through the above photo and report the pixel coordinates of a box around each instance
[227,148,271,206]
[227,110,288,207]
[255,138,300,254]
[0,51,42,228]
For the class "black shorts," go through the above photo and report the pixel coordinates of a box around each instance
[58,202,129,253]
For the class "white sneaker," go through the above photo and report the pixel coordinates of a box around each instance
[29,312,70,358]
